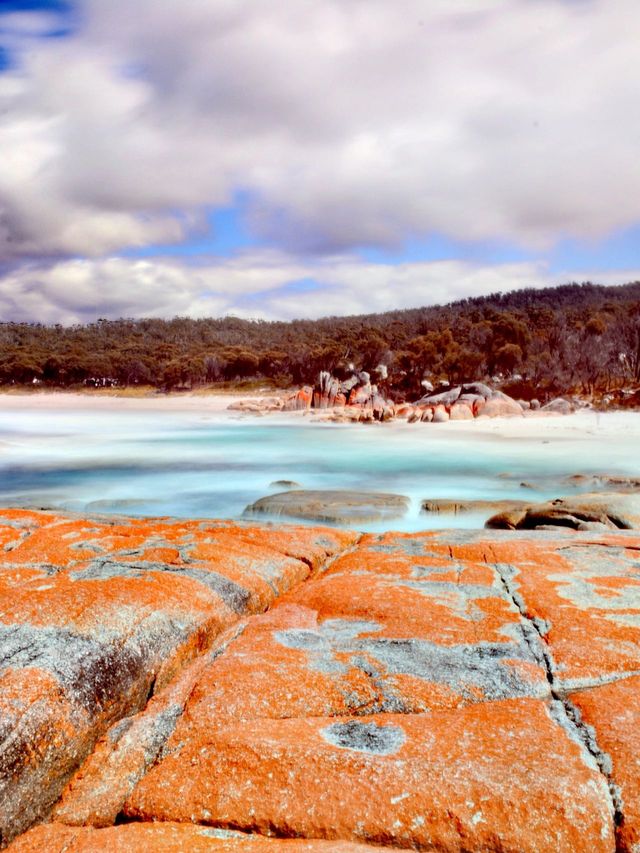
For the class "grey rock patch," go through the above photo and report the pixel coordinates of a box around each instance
[321,720,406,755]
[70,559,251,614]
[274,617,548,705]
[358,637,549,702]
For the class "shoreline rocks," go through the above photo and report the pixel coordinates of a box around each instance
[228,374,610,425]
[422,498,529,515]
[485,493,640,531]
[244,489,410,525]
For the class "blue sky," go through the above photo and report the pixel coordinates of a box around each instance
[0,0,639,323]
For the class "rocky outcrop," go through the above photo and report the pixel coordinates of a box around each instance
[7,513,640,850]
[244,489,410,524]
[282,386,313,412]
[230,377,583,424]
[10,523,640,850]
[412,382,525,422]
[486,493,640,530]
[312,370,395,421]
[0,510,356,846]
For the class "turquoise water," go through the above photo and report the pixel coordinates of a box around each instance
[0,405,638,531]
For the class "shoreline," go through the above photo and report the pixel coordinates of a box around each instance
[0,391,639,440]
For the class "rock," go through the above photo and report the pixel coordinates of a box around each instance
[485,493,640,531]
[476,396,524,418]
[564,474,640,493]
[9,824,382,851]
[117,530,626,850]
[461,382,494,399]
[484,508,528,529]
[0,509,357,846]
[530,398,541,409]
[349,385,372,407]
[314,371,343,409]
[282,386,313,411]
[571,676,640,853]
[420,407,433,422]
[421,499,528,515]
[228,397,284,413]
[243,490,410,525]
[407,411,420,423]
[124,703,612,851]
[269,480,301,489]
[9,521,640,849]
[449,402,474,420]
[395,404,414,418]
[416,387,461,407]
[542,397,574,414]
[431,405,449,423]
[457,392,485,412]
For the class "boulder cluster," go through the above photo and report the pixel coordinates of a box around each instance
[284,370,395,421]
[230,373,581,423]
[399,381,527,422]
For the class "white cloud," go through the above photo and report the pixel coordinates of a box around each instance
[1,252,637,325]
[0,0,639,265]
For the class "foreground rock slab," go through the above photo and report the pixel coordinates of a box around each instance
[5,519,640,850]
[244,489,410,524]
[0,509,357,846]
[125,702,612,851]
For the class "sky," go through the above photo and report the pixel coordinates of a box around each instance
[0,0,639,325]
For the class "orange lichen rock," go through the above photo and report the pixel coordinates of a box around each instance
[571,675,640,852]
[124,701,613,851]
[445,532,640,687]
[8,823,382,851]
[0,509,357,845]
[5,519,640,850]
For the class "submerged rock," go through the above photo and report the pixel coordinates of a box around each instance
[244,490,410,524]
[422,498,528,515]
[564,473,640,493]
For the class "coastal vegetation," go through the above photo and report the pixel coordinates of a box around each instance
[0,281,639,400]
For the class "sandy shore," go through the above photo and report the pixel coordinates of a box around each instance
[0,391,251,413]
[0,391,639,441]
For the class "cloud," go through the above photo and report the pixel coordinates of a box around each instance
[1,252,637,325]
[0,0,639,265]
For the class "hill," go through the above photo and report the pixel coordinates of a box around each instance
[1,281,639,399]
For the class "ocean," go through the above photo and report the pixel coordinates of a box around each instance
[0,400,638,532]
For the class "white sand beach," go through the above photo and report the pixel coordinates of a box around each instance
[1,391,638,441]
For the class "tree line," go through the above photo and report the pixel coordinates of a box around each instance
[1,281,639,401]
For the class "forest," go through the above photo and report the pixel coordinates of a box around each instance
[1,281,639,401]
